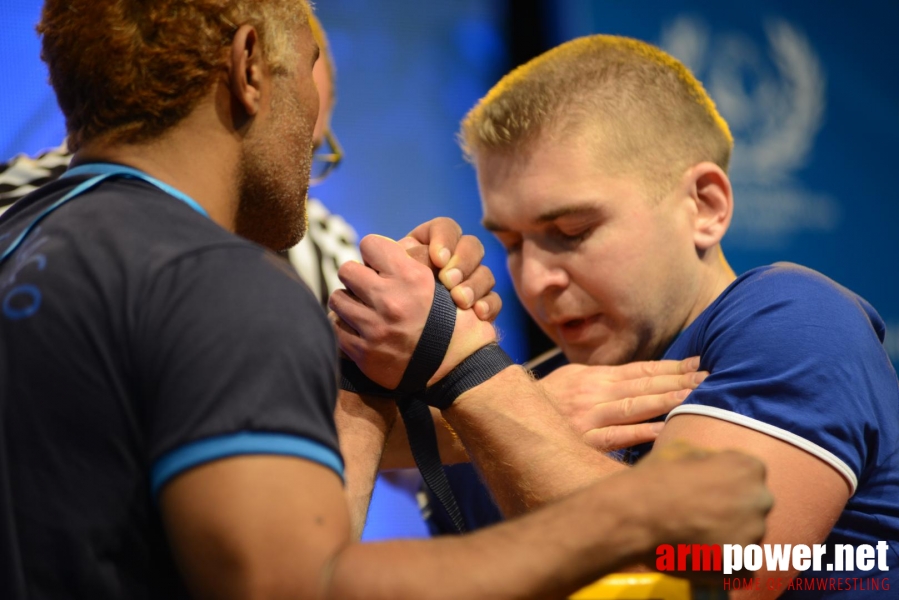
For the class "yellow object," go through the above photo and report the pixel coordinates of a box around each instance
[570,573,692,599]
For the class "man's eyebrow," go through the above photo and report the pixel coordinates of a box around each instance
[482,203,603,232]
[481,217,506,232]
[535,203,603,224]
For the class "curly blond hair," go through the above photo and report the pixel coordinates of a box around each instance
[39,0,311,151]
[460,35,733,195]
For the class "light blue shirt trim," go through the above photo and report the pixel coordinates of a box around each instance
[62,162,210,218]
[151,431,345,497]
[1,162,210,270]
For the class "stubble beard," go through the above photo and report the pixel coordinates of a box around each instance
[234,82,313,252]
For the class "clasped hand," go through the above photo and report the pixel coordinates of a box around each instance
[329,218,498,390]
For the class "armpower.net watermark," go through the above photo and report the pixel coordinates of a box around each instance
[656,542,892,593]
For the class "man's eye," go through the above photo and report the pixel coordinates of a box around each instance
[494,234,522,253]
[554,227,592,245]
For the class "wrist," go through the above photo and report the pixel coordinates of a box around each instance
[425,344,514,410]
[444,363,526,412]
[427,316,497,385]
[590,470,662,564]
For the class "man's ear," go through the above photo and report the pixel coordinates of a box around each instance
[229,25,265,119]
[684,162,733,251]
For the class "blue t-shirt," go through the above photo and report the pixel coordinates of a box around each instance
[649,263,898,598]
[432,264,898,599]
[0,174,344,599]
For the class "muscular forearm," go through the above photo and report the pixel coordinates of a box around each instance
[443,366,627,516]
[379,407,469,470]
[333,391,396,538]
[323,468,655,600]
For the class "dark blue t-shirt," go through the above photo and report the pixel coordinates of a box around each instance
[0,174,344,599]
[432,264,899,599]
[651,264,899,597]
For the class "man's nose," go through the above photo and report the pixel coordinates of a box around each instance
[518,238,569,301]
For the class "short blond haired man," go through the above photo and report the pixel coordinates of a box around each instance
[448,35,897,598]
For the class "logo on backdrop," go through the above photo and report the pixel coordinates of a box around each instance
[660,17,840,248]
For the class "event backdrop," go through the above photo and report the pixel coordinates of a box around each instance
[1,0,896,540]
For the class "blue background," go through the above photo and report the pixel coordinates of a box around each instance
[2,0,896,540]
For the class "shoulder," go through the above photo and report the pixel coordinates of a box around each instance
[42,175,252,274]
[719,263,861,311]
[701,263,885,349]
[676,263,897,483]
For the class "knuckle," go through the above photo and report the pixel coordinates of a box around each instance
[358,234,379,255]
[584,404,605,429]
[336,261,355,280]
[665,390,685,408]
[483,267,496,288]
[464,234,485,254]
[490,293,502,312]
[381,297,404,322]
[620,396,637,419]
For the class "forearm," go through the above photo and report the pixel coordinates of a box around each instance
[333,391,397,538]
[323,468,655,600]
[443,366,627,516]
[379,407,469,470]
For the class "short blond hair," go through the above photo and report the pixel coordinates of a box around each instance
[460,35,733,195]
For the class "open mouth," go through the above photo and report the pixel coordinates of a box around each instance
[559,314,602,338]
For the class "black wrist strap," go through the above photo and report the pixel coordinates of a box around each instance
[397,395,467,534]
[339,358,394,397]
[424,343,514,410]
[395,279,456,393]
[339,281,455,397]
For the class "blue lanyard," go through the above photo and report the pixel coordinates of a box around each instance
[0,163,209,267]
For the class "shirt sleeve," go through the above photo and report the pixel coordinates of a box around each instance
[132,244,343,496]
[666,266,894,495]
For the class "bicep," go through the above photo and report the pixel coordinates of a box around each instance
[160,455,350,600]
[655,414,850,598]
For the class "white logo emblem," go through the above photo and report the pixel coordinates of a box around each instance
[661,17,839,248]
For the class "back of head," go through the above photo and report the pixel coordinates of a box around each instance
[461,35,733,196]
[39,0,310,152]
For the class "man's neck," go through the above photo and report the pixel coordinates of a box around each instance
[682,248,737,332]
[71,99,241,233]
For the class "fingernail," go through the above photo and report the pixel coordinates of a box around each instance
[650,422,665,434]
[693,371,709,385]
[438,247,451,266]
[456,287,474,308]
[677,389,690,400]
[442,268,463,288]
[688,356,701,370]
[474,300,489,318]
